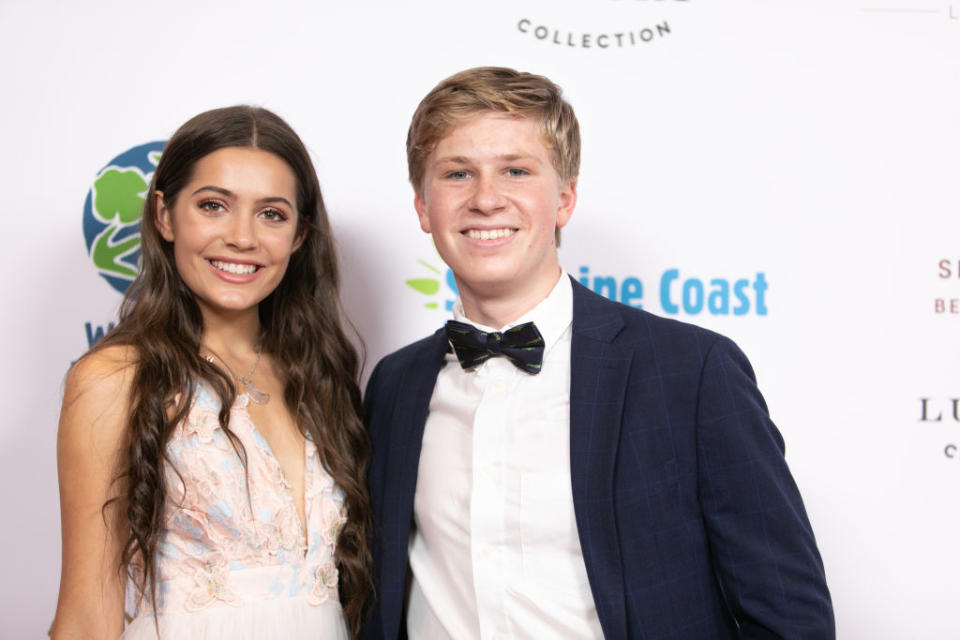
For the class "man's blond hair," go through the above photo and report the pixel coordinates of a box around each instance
[406,66,581,194]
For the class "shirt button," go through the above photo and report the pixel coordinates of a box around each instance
[492,635,504,640]
[492,378,505,392]
[481,545,494,558]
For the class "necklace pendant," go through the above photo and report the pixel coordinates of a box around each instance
[202,345,269,404]
[243,379,270,404]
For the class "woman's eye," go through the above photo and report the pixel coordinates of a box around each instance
[260,208,287,222]
[198,200,226,213]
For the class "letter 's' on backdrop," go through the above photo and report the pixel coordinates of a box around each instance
[1,1,957,636]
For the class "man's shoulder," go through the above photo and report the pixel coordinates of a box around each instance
[374,329,446,369]
[573,282,760,392]
[572,279,728,352]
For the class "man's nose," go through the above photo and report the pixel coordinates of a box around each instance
[469,173,506,214]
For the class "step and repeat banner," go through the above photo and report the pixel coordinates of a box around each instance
[1,1,957,637]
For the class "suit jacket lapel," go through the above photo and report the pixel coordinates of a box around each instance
[569,278,631,640]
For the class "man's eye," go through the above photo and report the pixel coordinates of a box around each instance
[507,168,529,177]
[446,170,469,180]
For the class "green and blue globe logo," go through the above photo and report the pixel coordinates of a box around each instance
[82,142,165,293]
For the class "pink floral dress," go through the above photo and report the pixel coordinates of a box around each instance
[121,386,349,639]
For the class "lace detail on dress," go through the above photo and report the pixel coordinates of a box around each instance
[131,385,346,617]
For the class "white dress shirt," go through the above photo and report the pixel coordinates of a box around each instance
[407,272,604,640]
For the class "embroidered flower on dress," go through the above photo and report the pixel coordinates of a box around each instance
[306,560,339,605]
[258,521,285,555]
[320,496,347,547]
[183,409,218,443]
[255,507,303,556]
[184,556,241,611]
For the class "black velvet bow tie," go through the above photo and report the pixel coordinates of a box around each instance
[445,320,545,374]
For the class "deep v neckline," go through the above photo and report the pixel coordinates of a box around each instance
[234,393,311,550]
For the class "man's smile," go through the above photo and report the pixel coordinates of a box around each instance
[464,228,516,240]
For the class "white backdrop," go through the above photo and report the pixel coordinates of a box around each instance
[1,1,958,637]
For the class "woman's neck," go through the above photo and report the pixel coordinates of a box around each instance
[199,305,262,360]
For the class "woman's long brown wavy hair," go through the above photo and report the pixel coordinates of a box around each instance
[92,106,372,635]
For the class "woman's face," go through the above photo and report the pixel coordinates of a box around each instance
[155,146,303,320]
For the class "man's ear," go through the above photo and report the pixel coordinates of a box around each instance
[414,191,431,234]
[154,191,175,241]
[556,178,577,230]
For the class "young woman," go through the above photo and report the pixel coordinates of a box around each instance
[52,106,372,639]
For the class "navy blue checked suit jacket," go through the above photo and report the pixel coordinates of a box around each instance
[363,278,834,639]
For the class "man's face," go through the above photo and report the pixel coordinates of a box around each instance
[414,112,576,315]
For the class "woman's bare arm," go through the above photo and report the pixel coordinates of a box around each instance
[51,346,135,639]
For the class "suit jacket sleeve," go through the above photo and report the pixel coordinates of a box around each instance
[364,360,388,509]
[362,360,390,640]
[695,336,834,639]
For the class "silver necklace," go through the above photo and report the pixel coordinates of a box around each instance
[204,344,270,404]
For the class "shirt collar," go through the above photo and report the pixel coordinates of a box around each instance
[452,271,573,354]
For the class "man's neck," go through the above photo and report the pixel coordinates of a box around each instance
[458,269,564,330]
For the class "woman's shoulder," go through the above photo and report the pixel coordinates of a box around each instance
[73,343,138,373]
[60,345,139,445]
[66,345,137,397]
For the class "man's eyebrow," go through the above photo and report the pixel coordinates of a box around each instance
[433,155,470,165]
[190,186,293,208]
[433,153,542,164]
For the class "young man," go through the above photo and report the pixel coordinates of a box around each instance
[364,67,834,639]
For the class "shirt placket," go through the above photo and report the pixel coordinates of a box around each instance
[470,357,513,640]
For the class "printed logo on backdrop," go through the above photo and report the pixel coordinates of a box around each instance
[83,142,164,292]
[925,259,960,463]
[81,141,165,346]
[406,245,459,311]
[918,397,960,462]
[406,244,769,318]
[515,0,690,51]
[935,258,959,315]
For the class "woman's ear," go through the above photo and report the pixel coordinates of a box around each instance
[292,227,307,253]
[154,191,174,241]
